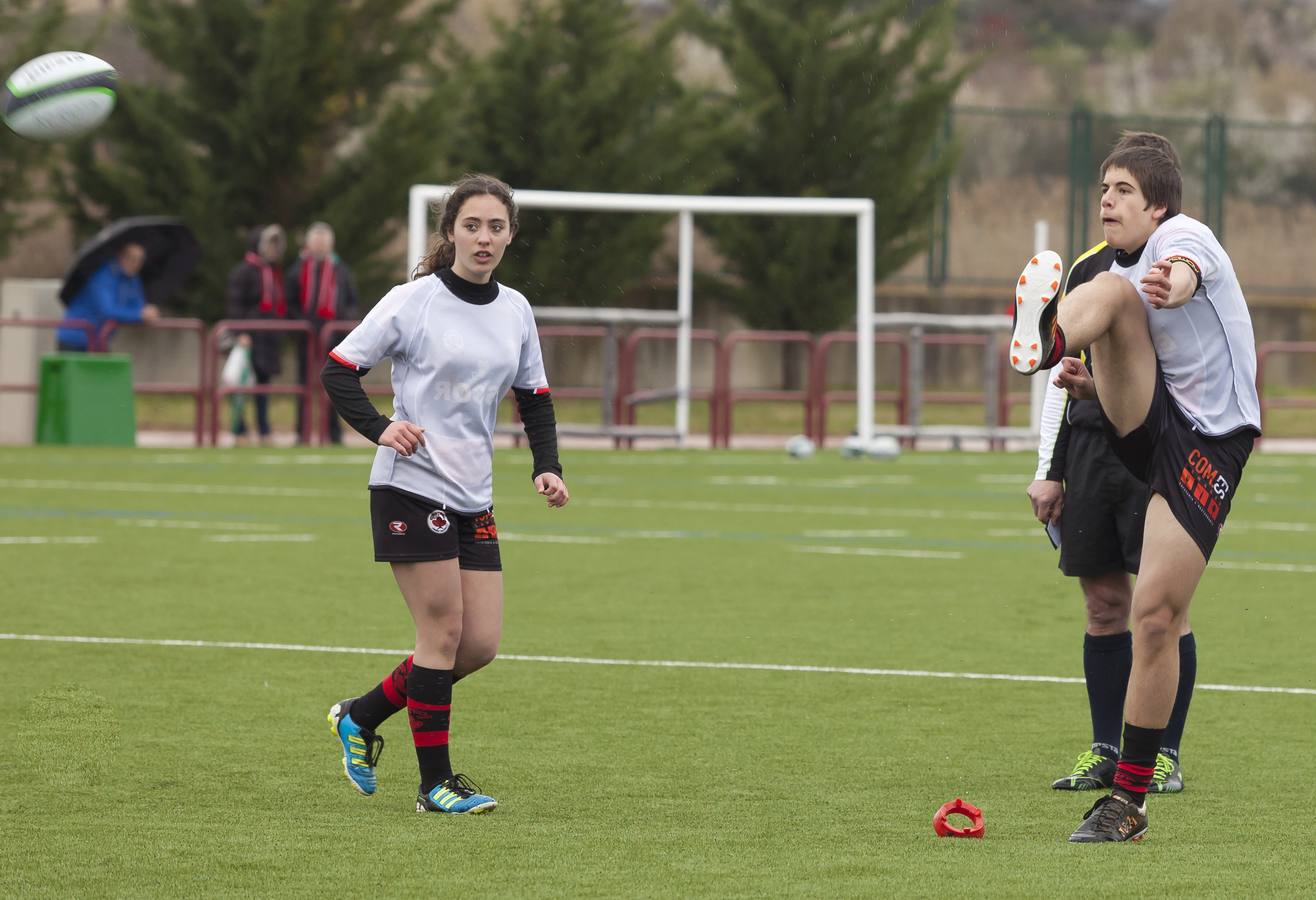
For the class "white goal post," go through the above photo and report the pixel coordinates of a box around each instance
[408,186,876,444]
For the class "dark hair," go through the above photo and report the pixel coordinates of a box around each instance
[1111,130,1181,169]
[412,173,518,279]
[1100,142,1181,223]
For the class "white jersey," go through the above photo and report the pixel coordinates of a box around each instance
[1112,214,1260,436]
[331,275,549,512]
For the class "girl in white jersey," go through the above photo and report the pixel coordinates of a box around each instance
[320,174,569,815]
[1009,140,1259,844]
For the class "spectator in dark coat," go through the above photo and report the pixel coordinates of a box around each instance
[286,222,359,444]
[226,224,286,444]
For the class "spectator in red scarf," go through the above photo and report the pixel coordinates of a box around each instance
[287,222,358,444]
[226,224,287,445]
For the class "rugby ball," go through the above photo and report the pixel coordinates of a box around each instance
[785,435,815,459]
[3,52,117,141]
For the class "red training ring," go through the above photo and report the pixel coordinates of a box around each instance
[933,798,985,838]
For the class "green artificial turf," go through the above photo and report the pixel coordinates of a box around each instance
[1,446,1312,897]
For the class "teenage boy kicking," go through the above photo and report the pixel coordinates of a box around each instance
[1009,138,1260,842]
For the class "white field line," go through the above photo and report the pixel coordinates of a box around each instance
[1227,521,1313,533]
[802,529,908,538]
[1,632,1312,696]
[1213,561,1316,574]
[114,519,278,531]
[498,532,613,544]
[583,497,1017,522]
[797,545,963,560]
[0,536,99,545]
[0,477,347,499]
[204,534,317,543]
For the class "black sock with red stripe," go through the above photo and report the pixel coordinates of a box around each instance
[348,655,413,732]
[407,663,454,793]
[1114,722,1163,807]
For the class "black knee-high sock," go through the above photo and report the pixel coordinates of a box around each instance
[1160,633,1197,760]
[348,655,413,732]
[1083,631,1132,759]
[1115,722,1162,806]
[407,663,453,793]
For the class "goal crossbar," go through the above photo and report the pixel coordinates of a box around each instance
[408,186,877,444]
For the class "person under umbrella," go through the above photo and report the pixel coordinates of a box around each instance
[56,241,158,351]
[55,216,200,351]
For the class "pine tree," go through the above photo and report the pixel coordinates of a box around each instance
[58,0,457,318]
[0,0,67,261]
[452,0,726,306]
[687,0,969,334]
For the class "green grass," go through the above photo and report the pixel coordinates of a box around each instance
[1,446,1313,897]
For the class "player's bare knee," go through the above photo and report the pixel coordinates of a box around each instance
[464,642,499,675]
[416,615,463,658]
[1081,577,1132,633]
[1091,270,1141,303]
[1130,600,1180,647]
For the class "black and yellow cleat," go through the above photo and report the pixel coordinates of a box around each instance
[1148,752,1184,794]
[1069,792,1148,843]
[1051,750,1117,791]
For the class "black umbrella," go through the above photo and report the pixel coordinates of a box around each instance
[59,216,201,307]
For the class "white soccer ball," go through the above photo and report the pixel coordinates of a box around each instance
[865,435,901,460]
[3,52,118,141]
[839,435,866,459]
[785,434,815,459]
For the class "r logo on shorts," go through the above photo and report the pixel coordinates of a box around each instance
[369,488,502,571]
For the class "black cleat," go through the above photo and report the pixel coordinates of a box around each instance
[1068,792,1148,843]
[1148,752,1184,794]
[1009,250,1067,374]
[1051,750,1117,791]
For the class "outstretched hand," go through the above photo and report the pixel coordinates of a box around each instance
[535,473,570,508]
[379,420,426,457]
[1053,357,1097,401]
[1141,259,1175,308]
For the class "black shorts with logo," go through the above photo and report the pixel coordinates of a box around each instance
[1101,374,1255,562]
[1059,426,1149,577]
[369,487,501,571]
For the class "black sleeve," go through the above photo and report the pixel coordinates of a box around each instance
[513,388,562,479]
[320,357,393,443]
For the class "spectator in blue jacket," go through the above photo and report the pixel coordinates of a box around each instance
[57,243,159,351]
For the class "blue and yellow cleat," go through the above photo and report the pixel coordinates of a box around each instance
[416,774,497,815]
[327,698,384,796]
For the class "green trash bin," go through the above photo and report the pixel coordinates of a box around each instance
[36,353,137,446]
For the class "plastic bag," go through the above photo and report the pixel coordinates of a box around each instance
[221,343,252,387]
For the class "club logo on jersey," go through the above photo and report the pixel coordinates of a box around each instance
[1179,447,1227,521]
[427,510,450,534]
[388,520,408,535]
[442,330,465,352]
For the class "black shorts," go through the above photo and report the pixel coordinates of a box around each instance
[1059,427,1148,577]
[369,487,502,570]
[1101,374,1255,562]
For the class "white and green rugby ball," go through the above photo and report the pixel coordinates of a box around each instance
[3,51,117,141]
